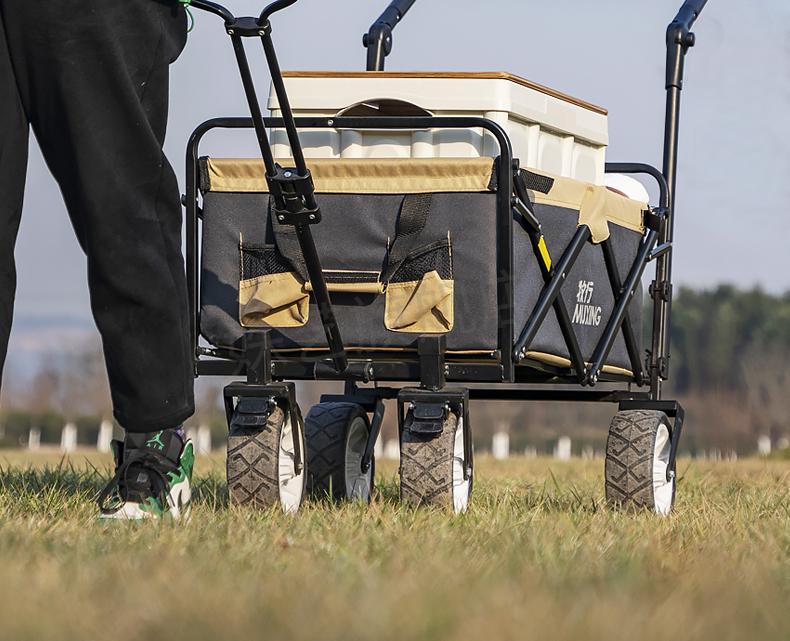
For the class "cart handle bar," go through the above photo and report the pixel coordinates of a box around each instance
[189,0,298,26]
[671,0,708,33]
[364,0,417,71]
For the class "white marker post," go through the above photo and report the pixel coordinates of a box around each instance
[757,436,771,456]
[383,439,400,461]
[197,425,212,455]
[97,420,114,453]
[28,427,41,452]
[554,436,572,461]
[492,432,510,460]
[60,422,78,453]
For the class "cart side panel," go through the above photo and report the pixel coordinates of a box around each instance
[199,157,645,375]
[200,190,500,352]
[513,207,643,372]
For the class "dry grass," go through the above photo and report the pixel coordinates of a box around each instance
[0,450,787,641]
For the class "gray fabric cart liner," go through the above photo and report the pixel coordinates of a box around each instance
[198,160,644,374]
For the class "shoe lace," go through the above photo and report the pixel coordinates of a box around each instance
[97,449,178,515]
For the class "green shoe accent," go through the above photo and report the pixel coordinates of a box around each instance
[167,441,195,486]
[145,431,166,451]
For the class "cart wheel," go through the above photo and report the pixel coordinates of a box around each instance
[400,409,472,513]
[605,410,675,516]
[304,403,374,503]
[227,400,306,513]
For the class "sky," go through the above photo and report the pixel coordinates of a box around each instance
[9,0,790,329]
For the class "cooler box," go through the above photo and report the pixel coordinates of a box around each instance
[268,72,609,184]
[198,157,646,378]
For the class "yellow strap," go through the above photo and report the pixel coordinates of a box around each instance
[537,236,552,272]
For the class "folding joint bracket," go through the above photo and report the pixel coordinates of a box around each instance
[644,208,666,232]
[272,207,320,226]
[646,351,670,380]
[268,166,321,225]
[649,280,673,302]
[226,16,270,37]
[668,23,696,49]
[362,22,393,55]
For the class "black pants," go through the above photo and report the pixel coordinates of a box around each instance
[0,1,194,432]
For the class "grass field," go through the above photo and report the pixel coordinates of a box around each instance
[0,451,787,641]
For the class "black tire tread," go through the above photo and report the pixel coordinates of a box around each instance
[305,403,370,502]
[400,412,459,509]
[227,405,285,509]
[605,409,670,512]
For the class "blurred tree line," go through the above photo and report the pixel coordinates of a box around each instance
[664,285,790,454]
[0,285,788,454]
[670,285,790,394]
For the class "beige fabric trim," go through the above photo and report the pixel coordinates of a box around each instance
[300,270,384,294]
[304,281,385,294]
[239,272,309,328]
[384,271,454,333]
[205,157,495,195]
[207,157,643,238]
[525,351,634,378]
[531,173,646,241]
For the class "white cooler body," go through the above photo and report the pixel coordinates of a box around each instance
[269,72,609,184]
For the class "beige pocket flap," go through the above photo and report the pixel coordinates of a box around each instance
[385,270,454,333]
[579,185,611,243]
[239,272,309,328]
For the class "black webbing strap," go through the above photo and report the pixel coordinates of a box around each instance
[519,168,554,195]
[382,193,433,282]
[269,197,310,281]
[488,157,555,195]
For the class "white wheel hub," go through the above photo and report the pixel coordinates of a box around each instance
[652,423,675,516]
[344,416,372,501]
[278,412,306,513]
[451,417,471,514]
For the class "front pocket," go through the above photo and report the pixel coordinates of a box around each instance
[239,244,309,328]
[385,239,454,333]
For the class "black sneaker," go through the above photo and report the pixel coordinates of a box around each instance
[98,429,194,521]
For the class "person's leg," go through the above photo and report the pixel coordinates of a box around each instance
[0,10,29,390]
[1,0,193,432]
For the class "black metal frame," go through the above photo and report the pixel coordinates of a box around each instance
[187,0,709,477]
[186,115,658,394]
[363,0,417,71]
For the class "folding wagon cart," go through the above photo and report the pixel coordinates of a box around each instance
[185,0,709,514]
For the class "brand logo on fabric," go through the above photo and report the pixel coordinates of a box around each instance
[145,431,166,451]
[572,280,602,327]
